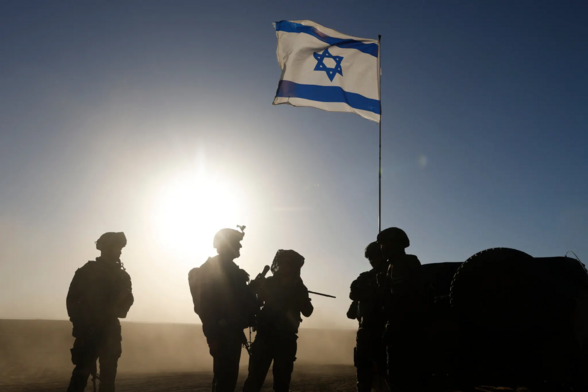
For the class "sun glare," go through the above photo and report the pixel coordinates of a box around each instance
[154,174,244,263]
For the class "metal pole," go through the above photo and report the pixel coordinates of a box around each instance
[378,35,382,233]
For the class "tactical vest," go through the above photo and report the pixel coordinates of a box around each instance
[188,256,257,338]
[66,259,133,326]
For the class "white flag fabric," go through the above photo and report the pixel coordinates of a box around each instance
[273,20,380,123]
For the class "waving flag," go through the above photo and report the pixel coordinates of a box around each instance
[273,20,380,123]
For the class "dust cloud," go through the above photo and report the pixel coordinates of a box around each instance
[0,319,355,385]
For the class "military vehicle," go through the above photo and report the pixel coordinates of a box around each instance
[400,248,588,391]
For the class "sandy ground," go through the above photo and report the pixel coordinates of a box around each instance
[0,320,532,392]
[0,365,358,392]
[0,368,528,392]
[0,319,357,391]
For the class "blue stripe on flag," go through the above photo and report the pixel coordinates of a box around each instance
[276,81,381,115]
[275,21,378,58]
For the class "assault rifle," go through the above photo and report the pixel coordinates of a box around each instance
[91,367,100,392]
[308,290,336,298]
[240,330,252,355]
[254,264,336,298]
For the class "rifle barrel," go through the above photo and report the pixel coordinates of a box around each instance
[308,290,336,299]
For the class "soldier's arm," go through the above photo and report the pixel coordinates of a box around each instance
[66,269,86,323]
[198,281,221,326]
[349,277,364,300]
[188,268,202,314]
[115,271,134,318]
[349,273,375,301]
[298,284,314,318]
[346,300,358,319]
[221,269,257,331]
[242,270,260,328]
[198,282,226,342]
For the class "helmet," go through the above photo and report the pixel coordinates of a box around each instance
[96,232,127,251]
[377,227,410,249]
[270,249,305,274]
[364,241,381,259]
[213,228,244,249]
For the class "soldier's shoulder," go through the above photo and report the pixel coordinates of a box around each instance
[197,257,215,272]
[351,271,373,288]
[188,266,200,280]
[358,270,376,279]
[75,261,97,274]
[297,278,308,291]
[71,262,103,286]
[236,267,250,283]
[404,254,422,266]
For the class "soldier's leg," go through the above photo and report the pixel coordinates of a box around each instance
[355,329,373,392]
[387,326,421,392]
[385,319,413,392]
[242,334,274,392]
[212,335,242,392]
[372,330,389,391]
[98,321,122,392]
[67,337,99,392]
[386,345,402,392]
[271,337,297,392]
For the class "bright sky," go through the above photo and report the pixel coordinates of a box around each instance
[1,1,587,329]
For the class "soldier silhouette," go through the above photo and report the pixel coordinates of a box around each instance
[66,232,134,392]
[242,250,314,392]
[189,228,258,392]
[378,227,428,391]
[348,242,389,392]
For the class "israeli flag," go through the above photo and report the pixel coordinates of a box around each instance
[273,20,380,123]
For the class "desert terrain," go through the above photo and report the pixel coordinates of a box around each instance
[0,319,359,391]
[0,320,532,392]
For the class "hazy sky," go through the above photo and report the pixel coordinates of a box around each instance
[1,1,587,329]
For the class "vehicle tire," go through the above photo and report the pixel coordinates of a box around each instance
[449,248,566,386]
[449,247,543,328]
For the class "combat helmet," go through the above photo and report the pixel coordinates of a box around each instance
[96,232,127,251]
[376,227,410,249]
[271,249,305,275]
[364,241,381,259]
[213,228,244,249]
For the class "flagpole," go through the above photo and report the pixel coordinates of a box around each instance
[378,34,382,233]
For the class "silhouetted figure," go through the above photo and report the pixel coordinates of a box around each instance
[347,242,389,392]
[66,232,133,392]
[189,228,257,392]
[378,227,428,391]
[242,250,313,392]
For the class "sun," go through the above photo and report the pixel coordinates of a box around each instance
[154,173,244,263]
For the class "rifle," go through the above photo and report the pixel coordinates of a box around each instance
[217,318,252,356]
[240,330,252,355]
[253,264,336,299]
[256,265,270,280]
[72,333,100,392]
[249,265,270,296]
[308,290,336,299]
[244,265,271,353]
[90,356,100,392]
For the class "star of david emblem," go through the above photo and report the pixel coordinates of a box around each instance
[313,49,343,82]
